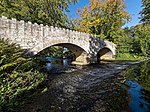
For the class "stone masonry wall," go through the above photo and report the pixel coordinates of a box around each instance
[0,16,116,63]
[0,16,92,54]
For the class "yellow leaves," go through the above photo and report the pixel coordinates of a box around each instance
[112,1,116,6]
[75,19,91,33]
[120,11,128,17]
[90,0,102,12]
[90,0,95,3]
[73,0,131,38]
[72,18,78,24]
[102,1,108,9]
[83,7,88,13]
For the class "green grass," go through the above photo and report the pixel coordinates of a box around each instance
[116,53,149,60]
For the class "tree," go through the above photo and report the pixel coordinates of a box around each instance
[117,24,150,58]
[0,0,78,27]
[140,0,150,24]
[133,24,150,56]
[73,0,130,42]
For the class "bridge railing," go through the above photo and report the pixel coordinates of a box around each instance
[0,16,93,41]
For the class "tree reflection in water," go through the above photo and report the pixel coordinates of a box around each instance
[124,60,150,112]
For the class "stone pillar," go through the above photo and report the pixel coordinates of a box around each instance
[17,20,25,46]
[9,18,17,42]
[72,52,90,65]
[0,16,9,39]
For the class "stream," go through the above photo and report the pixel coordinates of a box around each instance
[19,60,150,112]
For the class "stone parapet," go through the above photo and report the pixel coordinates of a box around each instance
[0,16,116,64]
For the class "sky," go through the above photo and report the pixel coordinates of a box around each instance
[67,0,142,27]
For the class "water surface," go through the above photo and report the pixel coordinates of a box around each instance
[20,60,150,112]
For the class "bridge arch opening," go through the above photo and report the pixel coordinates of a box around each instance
[36,43,90,64]
[97,47,114,62]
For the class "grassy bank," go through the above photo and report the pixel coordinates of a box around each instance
[116,53,149,60]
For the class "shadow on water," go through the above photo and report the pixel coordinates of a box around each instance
[18,59,150,112]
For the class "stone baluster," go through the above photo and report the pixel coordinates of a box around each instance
[50,26,54,39]
[10,18,17,42]
[16,20,25,45]
[36,24,44,49]
[25,21,32,37]
[32,23,38,40]
[40,24,44,37]
[43,25,50,37]
[0,16,9,39]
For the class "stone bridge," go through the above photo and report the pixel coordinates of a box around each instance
[0,16,116,65]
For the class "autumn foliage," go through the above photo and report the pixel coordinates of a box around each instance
[73,0,131,42]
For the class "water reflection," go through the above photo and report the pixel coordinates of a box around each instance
[126,80,149,112]
[45,57,71,72]
[46,62,52,72]
[63,59,70,66]
[124,60,150,112]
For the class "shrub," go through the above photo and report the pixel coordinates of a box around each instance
[0,39,46,111]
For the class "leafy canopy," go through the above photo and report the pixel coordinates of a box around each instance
[73,0,130,42]
[0,0,78,27]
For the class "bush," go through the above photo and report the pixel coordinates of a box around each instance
[0,39,46,111]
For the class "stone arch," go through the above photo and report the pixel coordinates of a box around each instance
[37,43,90,64]
[97,47,114,61]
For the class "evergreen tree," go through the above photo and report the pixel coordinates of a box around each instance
[140,0,150,24]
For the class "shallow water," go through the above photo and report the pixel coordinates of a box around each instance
[124,60,150,112]
[20,60,150,112]
[126,80,149,112]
